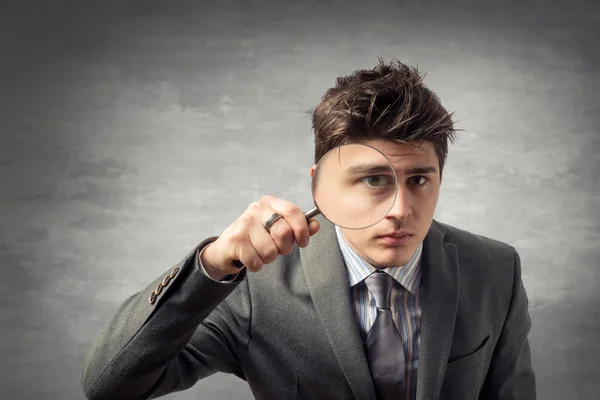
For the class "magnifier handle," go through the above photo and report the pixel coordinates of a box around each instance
[232,206,321,269]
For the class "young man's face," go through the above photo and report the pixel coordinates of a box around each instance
[310,139,441,268]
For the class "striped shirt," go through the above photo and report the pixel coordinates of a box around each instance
[334,224,423,400]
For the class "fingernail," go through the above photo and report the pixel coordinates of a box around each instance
[301,238,309,247]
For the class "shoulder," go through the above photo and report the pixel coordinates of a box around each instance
[433,219,517,261]
[431,220,520,287]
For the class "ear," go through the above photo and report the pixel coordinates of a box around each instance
[309,165,316,178]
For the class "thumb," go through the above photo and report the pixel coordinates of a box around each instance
[308,219,320,236]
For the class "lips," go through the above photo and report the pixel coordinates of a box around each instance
[379,232,413,238]
[377,233,413,245]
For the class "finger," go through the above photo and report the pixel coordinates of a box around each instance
[308,219,320,236]
[263,196,309,246]
[257,203,297,253]
[266,216,297,254]
[237,240,264,272]
[258,201,302,252]
[229,214,265,272]
[248,218,281,266]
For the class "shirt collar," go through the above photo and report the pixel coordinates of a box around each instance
[334,224,422,294]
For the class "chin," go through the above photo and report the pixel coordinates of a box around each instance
[371,246,415,268]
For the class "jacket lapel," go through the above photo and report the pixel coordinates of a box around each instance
[299,214,377,400]
[416,220,460,399]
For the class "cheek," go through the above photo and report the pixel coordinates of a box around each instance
[415,188,440,213]
[345,230,370,244]
[342,229,376,253]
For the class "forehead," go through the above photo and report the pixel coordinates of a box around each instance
[359,139,438,165]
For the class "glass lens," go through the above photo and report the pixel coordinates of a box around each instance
[311,143,398,229]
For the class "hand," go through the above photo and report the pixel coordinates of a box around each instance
[201,195,320,277]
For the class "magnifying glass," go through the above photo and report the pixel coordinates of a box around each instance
[308,142,399,229]
[232,143,398,268]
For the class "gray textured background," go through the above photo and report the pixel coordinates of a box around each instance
[1,0,599,399]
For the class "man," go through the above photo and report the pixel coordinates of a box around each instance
[81,59,536,399]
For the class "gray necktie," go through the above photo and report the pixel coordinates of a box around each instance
[364,271,406,399]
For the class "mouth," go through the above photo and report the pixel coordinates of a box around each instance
[376,233,413,245]
[377,230,413,238]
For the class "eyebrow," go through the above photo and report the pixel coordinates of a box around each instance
[345,164,392,175]
[345,164,438,175]
[404,166,438,175]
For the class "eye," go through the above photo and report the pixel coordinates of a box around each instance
[362,175,393,187]
[408,176,428,186]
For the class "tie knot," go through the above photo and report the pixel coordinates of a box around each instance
[364,271,393,309]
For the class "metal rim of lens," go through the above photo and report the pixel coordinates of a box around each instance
[311,143,398,230]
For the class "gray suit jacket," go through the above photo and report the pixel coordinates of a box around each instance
[81,216,536,400]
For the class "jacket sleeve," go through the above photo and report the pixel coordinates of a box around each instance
[80,236,251,400]
[480,247,537,399]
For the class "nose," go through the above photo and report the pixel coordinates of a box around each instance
[386,185,412,220]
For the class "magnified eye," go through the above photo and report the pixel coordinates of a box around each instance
[362,175,393,187]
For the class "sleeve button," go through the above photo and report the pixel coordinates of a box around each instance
[149,291,157,305]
